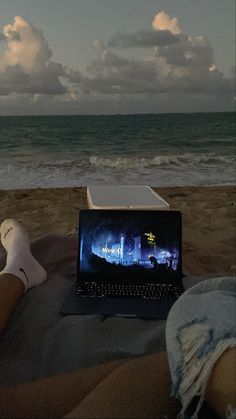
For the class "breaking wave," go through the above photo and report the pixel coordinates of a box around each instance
[0,153,235,189]
[89,153,235,169]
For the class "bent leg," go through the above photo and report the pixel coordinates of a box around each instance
[0,219,48,335]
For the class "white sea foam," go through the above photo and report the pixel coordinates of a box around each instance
[89,153,235,169]
[0,151,235,189]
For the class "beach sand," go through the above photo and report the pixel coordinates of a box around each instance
[0,186,235,276]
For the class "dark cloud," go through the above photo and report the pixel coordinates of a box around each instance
[84,48,158,95]
[155,35,214,68]
[82,40,233,97]
[108,30,179,48]
[0,62,67,96]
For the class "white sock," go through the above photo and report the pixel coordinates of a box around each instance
[0,219,47,293]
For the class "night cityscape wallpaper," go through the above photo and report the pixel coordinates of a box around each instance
[79,211,181,281]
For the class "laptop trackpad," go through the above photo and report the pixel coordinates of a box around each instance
[75,297,173,319]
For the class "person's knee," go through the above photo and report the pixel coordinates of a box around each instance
[205,346,236,418]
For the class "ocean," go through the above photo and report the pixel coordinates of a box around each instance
[0,112,235,189]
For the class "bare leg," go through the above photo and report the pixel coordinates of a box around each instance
[0,345,235,419]
[0,273,24,335]
[58,348,236,419]
[205,346,236,418]
[0,351,181,419]
[64,351,181,419]
[0,357,128,419]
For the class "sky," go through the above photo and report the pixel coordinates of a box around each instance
[0,0,235,115]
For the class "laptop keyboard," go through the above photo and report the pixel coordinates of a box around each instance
[76,282,182,300]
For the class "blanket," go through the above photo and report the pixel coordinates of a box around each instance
[0,234,214,386]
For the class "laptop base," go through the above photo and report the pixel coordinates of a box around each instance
[60,284,181,319]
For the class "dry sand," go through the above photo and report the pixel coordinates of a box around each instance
[0,186,235,276]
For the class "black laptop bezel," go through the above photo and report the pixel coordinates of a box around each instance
[76,209,183,286]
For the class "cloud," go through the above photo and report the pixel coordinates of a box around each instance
[83,30,232,98]
[108,29,179,48]
[1,16,52,73]
[85,10,232,99]
[152,11,182,34]
[0,16,79,96]
[84,42,160,95]
[0,14,234,114]
[151,34,215,71]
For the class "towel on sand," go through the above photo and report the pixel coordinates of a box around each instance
[0,233,229,389]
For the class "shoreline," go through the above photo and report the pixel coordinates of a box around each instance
[0,186,235,276]
[0,183,235,191]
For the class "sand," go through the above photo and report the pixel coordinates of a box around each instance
[0,186,235,276]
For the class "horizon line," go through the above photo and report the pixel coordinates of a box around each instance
[0,110,235,117]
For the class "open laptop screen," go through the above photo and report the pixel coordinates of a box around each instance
[78,210,182,283]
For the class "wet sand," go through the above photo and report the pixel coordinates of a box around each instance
[0,186,235,276]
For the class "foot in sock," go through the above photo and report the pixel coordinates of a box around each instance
[0,219,47,293]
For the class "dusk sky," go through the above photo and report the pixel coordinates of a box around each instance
[0,0,235,115]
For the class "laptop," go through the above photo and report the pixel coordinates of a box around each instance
[60,210,185,319]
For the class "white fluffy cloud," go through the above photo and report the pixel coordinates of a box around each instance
[1,16,52,73]
[0,13,234,114]
[0,16,82,96]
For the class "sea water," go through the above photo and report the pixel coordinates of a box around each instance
[0,112,235,189]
